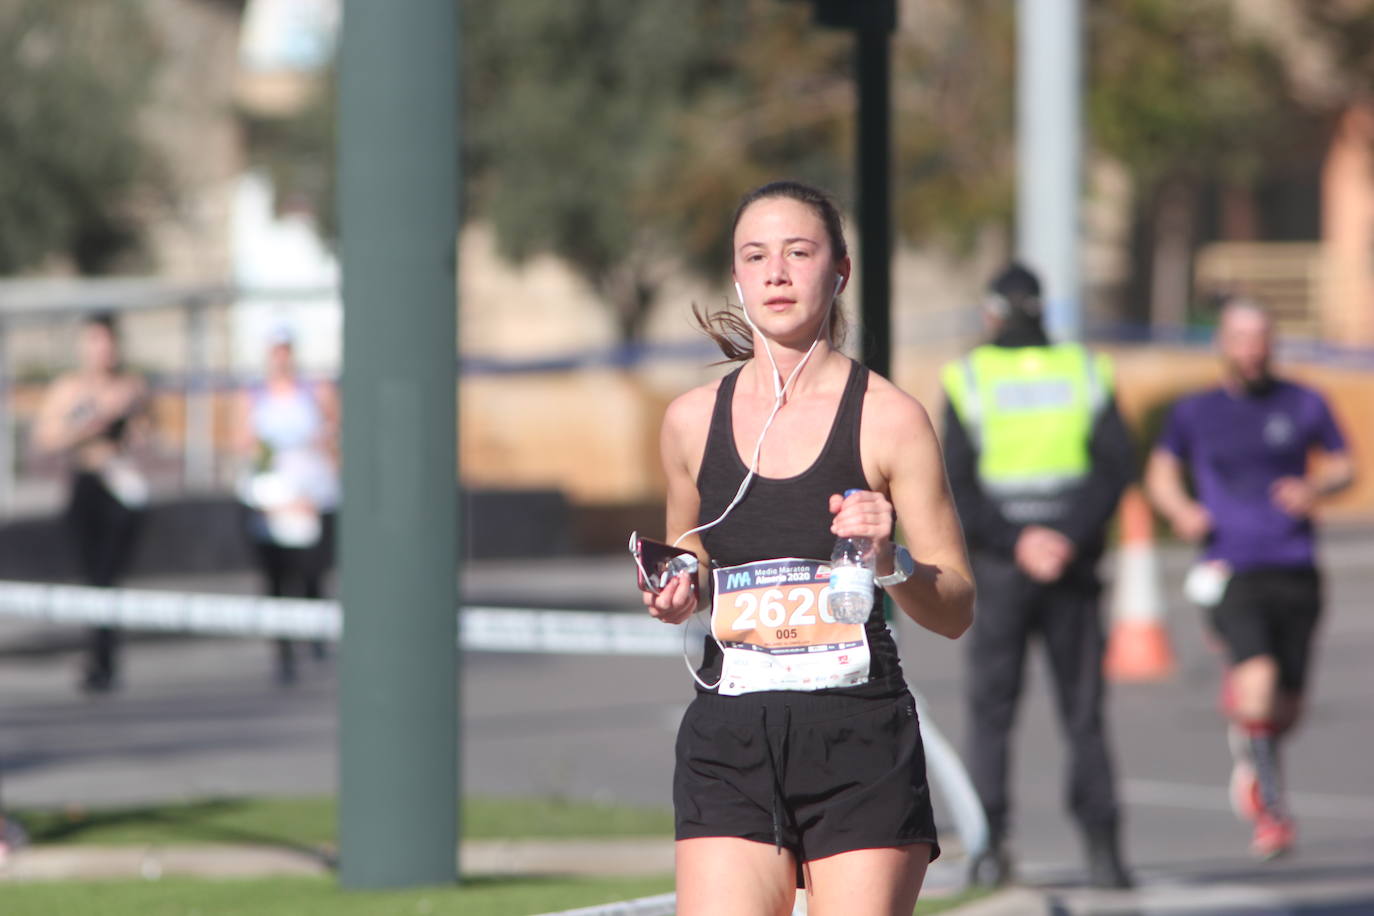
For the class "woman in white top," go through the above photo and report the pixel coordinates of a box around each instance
[233,324,339,684]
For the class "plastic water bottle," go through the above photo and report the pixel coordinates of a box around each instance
[829,489,875,624]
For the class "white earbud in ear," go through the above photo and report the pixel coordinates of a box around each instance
[734,281,744,303]
[833,275,845,298]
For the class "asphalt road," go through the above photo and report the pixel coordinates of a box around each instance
[1,535,1371,913]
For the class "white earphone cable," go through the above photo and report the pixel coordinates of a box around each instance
[673,277,840,691]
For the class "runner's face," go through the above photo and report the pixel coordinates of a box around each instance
[732,197,846,346]
[1217,307,1273,386]
[268,342,294,377]
[79,324,118,373]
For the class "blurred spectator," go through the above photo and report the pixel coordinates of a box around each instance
[233,323,339,685]
[0,765,28,864]
[940,264,1135,888]
[0,811,28,865]
[1145,298,1355,860]
[32,312,150,694]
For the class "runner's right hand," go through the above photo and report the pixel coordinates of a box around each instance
[643,572,698,625]
[1170,502,1213,542]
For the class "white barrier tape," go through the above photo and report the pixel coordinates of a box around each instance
[0,581,337,640]
[0,581,682,655]
[463,607,679,657]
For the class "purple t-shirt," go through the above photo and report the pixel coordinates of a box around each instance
[1159,380,1347,572]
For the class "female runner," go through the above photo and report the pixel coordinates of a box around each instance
[233,323,339,684]
[33,312,150,692]
[643,180,974,915]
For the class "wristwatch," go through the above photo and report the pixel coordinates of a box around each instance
[875,544,915,589]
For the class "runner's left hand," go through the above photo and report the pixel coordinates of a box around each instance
[828,490,894,548]
[1270,476,1317,518]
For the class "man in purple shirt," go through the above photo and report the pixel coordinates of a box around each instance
[1146,299,1355,860]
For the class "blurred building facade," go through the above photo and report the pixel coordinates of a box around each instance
[1183,0,1374,347]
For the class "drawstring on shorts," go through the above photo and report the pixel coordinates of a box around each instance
[760,704,793,852]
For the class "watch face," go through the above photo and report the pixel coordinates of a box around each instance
[878,546,915,586]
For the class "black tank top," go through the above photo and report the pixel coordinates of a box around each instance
[693,359,906,697]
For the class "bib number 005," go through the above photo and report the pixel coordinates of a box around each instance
[728,586,835,632]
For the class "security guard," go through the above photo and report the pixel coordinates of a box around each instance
[941,263,1134,888]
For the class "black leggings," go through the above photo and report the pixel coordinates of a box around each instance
[65,471,143,679]
[250,513,335,675]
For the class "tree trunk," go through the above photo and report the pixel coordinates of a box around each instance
[1149,177,1197,334]
[605,266,657,345]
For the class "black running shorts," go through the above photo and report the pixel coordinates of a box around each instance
[1211,567,1322,692]
[673,689,940,884]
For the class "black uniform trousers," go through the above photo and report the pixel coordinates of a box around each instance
[966,553,1121,838]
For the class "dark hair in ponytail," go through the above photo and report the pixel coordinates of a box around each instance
[695,180,849,362]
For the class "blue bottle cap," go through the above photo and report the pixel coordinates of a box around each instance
[844,488,863,498]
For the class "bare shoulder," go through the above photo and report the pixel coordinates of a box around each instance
[661,376,724,475]
[42,372,81,404]
[862,371,934,443]
[662,378,722,437]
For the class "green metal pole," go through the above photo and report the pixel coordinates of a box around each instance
[337,0,460,889]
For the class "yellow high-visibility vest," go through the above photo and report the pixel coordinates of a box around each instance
[941,342,1112,523]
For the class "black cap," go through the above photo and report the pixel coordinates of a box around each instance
[989,262,1041,300]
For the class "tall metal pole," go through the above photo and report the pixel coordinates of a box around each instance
[1016,0,1083,341]
[182,300,214,491]
[337,0,460,890]
[855,1,895,378]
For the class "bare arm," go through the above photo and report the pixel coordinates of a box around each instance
[313,380,342,465]
[837,385,975,639]
[643,389,713,625]
[1312,451,1356,497]
[1271,450,1355,517]
[31,377,99,455]
[119,375,153,448]
[1145,447,1211,541]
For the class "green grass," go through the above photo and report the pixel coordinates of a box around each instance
[0,877,988,916]
[4,797,991,915]
[0,874,676,916]
[14,796,674,851]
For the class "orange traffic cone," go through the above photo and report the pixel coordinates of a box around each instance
[1104,486,1175,682]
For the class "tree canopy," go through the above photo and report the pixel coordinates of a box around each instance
[12,0,1374,333]
[1088,0,1302,191]
[0,0,163,274]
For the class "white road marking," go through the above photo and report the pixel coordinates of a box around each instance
[1123,778,1374,820]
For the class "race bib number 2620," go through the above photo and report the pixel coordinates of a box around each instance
[711,557,870,695]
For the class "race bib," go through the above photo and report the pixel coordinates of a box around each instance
[711,558,870,696]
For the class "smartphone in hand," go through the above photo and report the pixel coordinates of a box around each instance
[628,531,699,596]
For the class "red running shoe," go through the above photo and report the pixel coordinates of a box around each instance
[1251,813,1295,860]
